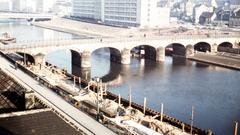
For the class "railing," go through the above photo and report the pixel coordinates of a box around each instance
[1,34,239,51]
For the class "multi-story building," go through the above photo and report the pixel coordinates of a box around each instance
[12,0,25,12]
[104,0,139,27]
[37,0,57,13]
[0,0,13,11]
[72,0,170,28]
[72,0,103,21]
[52,0,72,16]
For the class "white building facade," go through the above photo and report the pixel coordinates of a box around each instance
[0,0,13,11]
[72,0,103,20]
[36,0,57,13]
[72,0,169,28]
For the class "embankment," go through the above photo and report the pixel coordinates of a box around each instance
[188,53,240,70]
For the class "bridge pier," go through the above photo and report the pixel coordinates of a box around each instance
[121,48,131,65]
[71,50,91,69]
[33,53,46,67]
[186,45,194,58]
[81,51,91,68]
[156,47,165,62]
[211,43,218,53]
[71,50,91,80]
[233,41,240,48]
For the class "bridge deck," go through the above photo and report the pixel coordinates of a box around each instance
[0,55,115,135]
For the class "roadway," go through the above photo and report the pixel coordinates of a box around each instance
[0,54,116,135]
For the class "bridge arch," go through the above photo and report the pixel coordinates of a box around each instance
[16,52,35,64]
[217,42,233,52]
[90,47,122,81]
[194,42,211,52]
[166,43,186,57]
[91,47,122,63]
[130,45,156,61]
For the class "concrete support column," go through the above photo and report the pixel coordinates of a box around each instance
[34,53,45,67]
[211,43,218,53]
[156,47,165,62]
[186,45,194,58]
[71,50,91,80]
[121,48,131,65]
[81,51,91,68]
[233,41,240,48]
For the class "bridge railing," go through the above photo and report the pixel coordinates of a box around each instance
[0,34,239,51]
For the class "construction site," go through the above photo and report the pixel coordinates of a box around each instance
[0,51,216,135]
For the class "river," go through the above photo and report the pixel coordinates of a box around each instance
[0,20,239,135]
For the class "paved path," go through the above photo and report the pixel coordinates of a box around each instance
[188,53,240,70]
[0,55,116,135]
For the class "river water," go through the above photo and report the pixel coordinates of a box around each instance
[1,20,239,135]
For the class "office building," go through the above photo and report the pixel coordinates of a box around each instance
[72,0,170,28]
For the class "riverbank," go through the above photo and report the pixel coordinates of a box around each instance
[188,52,240,70]
[31,18,130,38]
[32,21,100,38]
[31,18,240,40]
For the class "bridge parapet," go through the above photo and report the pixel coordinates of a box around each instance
[2,34,239,46]
[0,35,239,56]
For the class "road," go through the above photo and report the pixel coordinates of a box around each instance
[0,54,116,135]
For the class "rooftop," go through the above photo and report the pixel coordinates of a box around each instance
[0,109,84,135]
[0,70,84,135]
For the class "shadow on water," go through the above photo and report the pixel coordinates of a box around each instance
[101,62,122,82]
[194,62,210,68]
[171,57,187,66]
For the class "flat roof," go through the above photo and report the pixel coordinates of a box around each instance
[0,109,84,135]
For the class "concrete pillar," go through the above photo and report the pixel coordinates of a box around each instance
[211,43,218,53]
[71,50,91,81]
[186,45,194,58]
[233,41,240,48]
[34,53,45,66]
[156,47,165,62]
[121,48,131,65]
[81,51,91,68]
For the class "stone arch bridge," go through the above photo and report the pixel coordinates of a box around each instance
[1,35,239,70]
